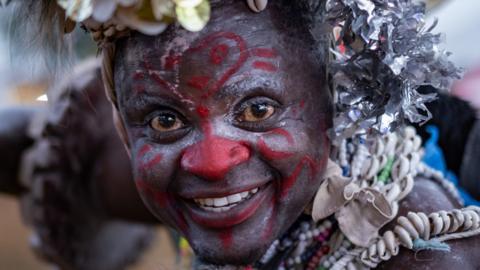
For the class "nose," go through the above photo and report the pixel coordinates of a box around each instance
[181,134,251,181]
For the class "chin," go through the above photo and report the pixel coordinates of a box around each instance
[195,240,270,266]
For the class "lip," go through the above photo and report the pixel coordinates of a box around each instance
[179,180,271,199]
[183,182,272,229]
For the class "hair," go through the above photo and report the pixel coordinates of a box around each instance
[7,0,73,72]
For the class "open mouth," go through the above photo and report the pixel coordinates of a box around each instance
[184,183,272,228]
[193,187,259,212]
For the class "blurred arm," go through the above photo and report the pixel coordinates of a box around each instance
[0,106,37,195]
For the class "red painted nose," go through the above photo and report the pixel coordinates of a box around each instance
[181,135,251,181]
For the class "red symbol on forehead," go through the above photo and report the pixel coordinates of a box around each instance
[210,44,229,65]
[251,48,278,73]
[188,32,249,99]
[164,54,181,70]
[251,48,277,58]
[187,75,211,91]
[252,61,277,72]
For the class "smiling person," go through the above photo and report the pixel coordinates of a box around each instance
[4,0,480,269]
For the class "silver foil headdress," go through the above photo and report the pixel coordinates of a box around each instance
[325,0,461,144]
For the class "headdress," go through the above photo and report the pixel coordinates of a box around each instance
[2,0,461,144]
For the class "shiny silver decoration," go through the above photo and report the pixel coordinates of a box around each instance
[326,0,461,145]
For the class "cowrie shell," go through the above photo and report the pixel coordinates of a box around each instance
[247,0,268,12]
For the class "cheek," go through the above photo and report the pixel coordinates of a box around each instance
[132,143,175,207]
[133,143,190,233]
[256,125,329,199]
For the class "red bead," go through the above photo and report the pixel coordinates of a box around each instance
[321,245,330,254]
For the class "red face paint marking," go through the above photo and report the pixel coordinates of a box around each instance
[252,61,278,72]
[270,128,295,145]
[138,144,152,157]
[164,54,181,70]
[148,70,175,91]
[141,154,163,170]
[219,229,233,248]
[181,121,251,181]
[187,76,211,91]
[280,155,320,198]
[257,138,294,160]
[133,71,145,80]
[196,105,210,119]
[175,207,189,236]
[137,178,187,234]
[257,128,294,160]
[139,57,195,104]
[136,179,169,207]
[137,144,163,170]
[299,100,305,108]
[251,48,277,58]
[188,32,249,99]
[210,43,229,65]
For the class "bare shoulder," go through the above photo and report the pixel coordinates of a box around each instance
[377,176,480,270]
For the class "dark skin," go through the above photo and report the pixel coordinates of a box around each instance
[113,1,480,268]
[378,178,480,270]
[114,1,330,265]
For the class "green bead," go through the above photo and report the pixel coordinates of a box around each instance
[378,157,394,183]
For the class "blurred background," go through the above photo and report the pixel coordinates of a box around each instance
[1,0,479,269]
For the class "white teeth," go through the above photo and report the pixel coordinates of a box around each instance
[213,197,228,207]
[227,194,242,204]
[205,198,214,206]
[193,186,262,212]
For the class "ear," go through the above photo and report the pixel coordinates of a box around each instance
[112,106,132,158]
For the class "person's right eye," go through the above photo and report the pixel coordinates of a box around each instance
[150,112,185,132]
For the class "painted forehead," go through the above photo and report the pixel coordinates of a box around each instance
[115,17,298,105]
[119,11,283,71]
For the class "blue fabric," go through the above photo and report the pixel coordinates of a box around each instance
[422,125,480,206]
[412,238,451,252]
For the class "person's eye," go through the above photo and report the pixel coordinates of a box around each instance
[238,102,276,123]
[150,112,185,132]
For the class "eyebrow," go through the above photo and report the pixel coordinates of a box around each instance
[215,76,283,101]
[131,68,197,106]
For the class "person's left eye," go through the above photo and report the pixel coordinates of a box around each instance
[238,102,276,123]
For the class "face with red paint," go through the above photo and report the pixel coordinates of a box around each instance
[114,0,331,265]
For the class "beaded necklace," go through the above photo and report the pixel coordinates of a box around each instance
[254,216,338,270]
